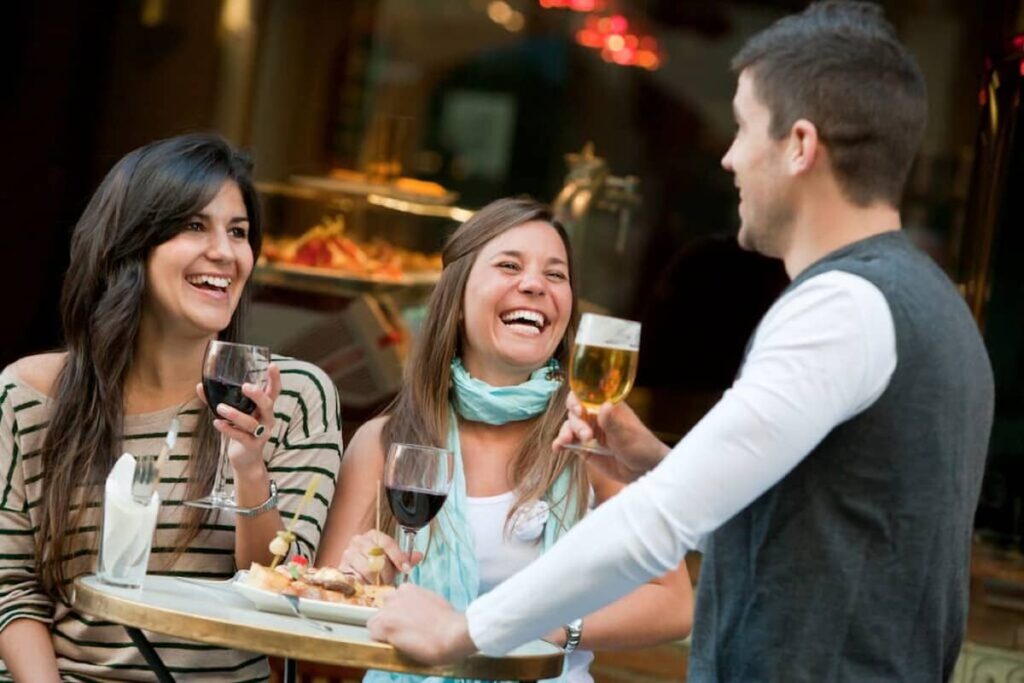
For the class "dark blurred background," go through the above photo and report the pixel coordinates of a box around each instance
[2,0,1023,551]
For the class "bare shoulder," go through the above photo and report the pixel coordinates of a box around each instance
[343,415,389,466]
[8,352,67,397]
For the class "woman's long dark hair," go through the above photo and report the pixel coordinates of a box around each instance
[36,133,262,600]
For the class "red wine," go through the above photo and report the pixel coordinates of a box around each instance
[203,378,257,416]
[386,486,447,529]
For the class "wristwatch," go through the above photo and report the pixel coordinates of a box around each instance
[563,618,583,654]
[234,480,279,517]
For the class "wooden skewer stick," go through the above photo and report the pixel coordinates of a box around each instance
[375,480,381,587]
[269,474,322,569]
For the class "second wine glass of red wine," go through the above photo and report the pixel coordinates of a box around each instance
[185,340,271,511]
[384,442,454,582]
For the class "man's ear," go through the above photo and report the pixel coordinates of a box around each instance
[788,119,820,176]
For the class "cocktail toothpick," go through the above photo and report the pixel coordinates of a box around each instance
[366,479,386,586]
[269,474,321,569]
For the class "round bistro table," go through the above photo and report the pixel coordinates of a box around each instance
[72,575,564,682]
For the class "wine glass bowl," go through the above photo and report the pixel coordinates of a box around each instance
[564,313,641,456]
[383,443,454,582]
[185,340,271,511]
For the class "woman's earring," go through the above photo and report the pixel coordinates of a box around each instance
[546,360,565,382]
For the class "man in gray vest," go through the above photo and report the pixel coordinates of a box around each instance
[367,2,994,680]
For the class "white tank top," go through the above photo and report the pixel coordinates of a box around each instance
[466,491,594,683]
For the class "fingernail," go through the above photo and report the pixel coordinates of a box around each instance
[216,404,229,416]
[401,563,411,573]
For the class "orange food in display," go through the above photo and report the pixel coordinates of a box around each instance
[261,215,441,281]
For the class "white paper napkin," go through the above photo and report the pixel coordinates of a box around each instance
[100,453,159,580]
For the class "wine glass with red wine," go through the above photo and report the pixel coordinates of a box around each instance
[384,442,454,581]
[185,340,271,511]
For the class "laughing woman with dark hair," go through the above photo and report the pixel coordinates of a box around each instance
[0,133,341,681]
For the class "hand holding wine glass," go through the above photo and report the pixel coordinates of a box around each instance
[186,341,274,511]
[563,313,641,456]
[384,443,454,584]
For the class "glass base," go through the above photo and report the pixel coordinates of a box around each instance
[183,494,238,511]
[96,572,145,590]
[561,440,615,457]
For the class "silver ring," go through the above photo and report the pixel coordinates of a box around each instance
[252,424,266,439]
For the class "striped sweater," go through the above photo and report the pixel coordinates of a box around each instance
[0,356,342,682]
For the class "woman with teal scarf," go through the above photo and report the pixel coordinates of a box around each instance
[319,198,693,682]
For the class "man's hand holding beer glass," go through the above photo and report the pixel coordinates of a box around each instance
[554,391,670,482]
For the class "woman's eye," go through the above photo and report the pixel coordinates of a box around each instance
[229,226,249,239]
[498,262,520,272]
[547,271,568,281]
[185,221,204,232]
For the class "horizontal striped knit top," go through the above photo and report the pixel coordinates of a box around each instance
[0,356,342,682]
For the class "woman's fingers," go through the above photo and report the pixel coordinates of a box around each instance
[341,531,399,582]
[565,391,582,415]
[553,392,595,452]
[339,547,375,583]
[338,530,426,585]
[214,370,278,445]
[266,364,282,401]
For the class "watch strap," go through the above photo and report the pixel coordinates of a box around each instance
[234,480,278,517]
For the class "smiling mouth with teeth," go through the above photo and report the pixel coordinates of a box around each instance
[499,309,548,333]
[186,274,232,293]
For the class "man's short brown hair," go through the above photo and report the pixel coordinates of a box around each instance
[732,1,927,207]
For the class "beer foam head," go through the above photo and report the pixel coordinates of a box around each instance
[575,313,641,349]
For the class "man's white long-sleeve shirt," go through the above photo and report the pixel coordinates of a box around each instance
[465,270,897,655]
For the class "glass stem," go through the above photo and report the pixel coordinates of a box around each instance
[211,435,234,503]
[583,409,603,445]
[399,528,417,584]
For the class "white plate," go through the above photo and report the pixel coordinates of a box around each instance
[232,571,377,626]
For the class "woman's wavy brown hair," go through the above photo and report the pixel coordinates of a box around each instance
[380,197,587,536]
[36,133,262,600]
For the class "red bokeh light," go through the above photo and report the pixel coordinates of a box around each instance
[575,28,603,48]
[565,6,662,71]
[612,48,635,65]
[538,0,604,11]
[606,34,625,51]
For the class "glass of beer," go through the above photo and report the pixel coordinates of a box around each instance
[564,313,641,456]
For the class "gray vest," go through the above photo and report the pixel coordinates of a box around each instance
[688,232,994,682]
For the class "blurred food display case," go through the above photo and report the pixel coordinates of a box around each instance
[245,173,470,417]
